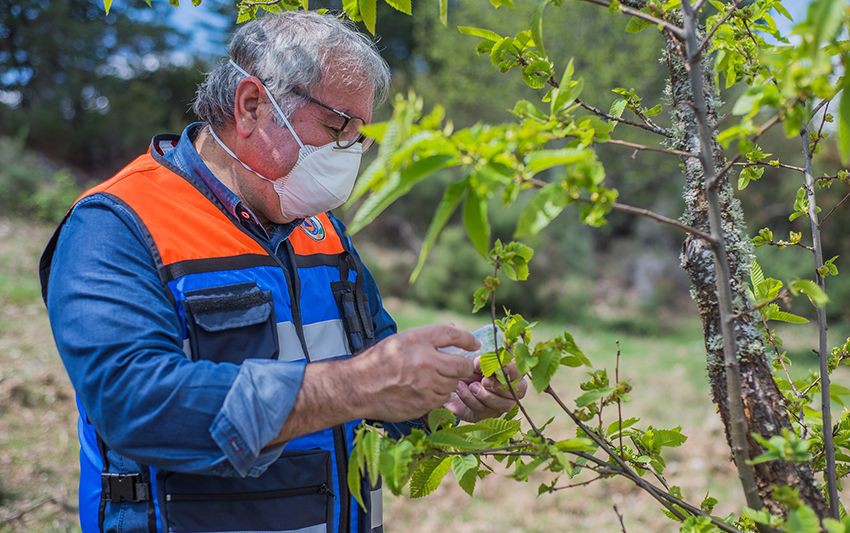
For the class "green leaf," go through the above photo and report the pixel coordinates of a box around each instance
[625,16,652,33]
[362,429,382,487]
[380,440,414,494]
[479,350,507,377]
[410,180,467,282]
[554,437,595,452]
[451,455,478,495]
[789,279,829,307]
[103,0,113,14]
[439,0,448,24]
[575,387,613,407]
[462,187,490,257]
[530,0,548,57]
[428,428,489,450]
[524,147,590,173]
[349,154,455,234]
[384,0,411,15]
[457,25,502,42]
[606,417,639,437]
[358,0,377,34]
[521,58,553,89]
[809,0,844,56]
[783,506,821,533]
[428,407,457,432]
[750,259,765,289]
[515,183,568,238]
[530,345,559,392]
[467,418,521,442]
[409,456,451,498]
[764,305,809,324]
[839,71,850,165]
[348,447,364,509]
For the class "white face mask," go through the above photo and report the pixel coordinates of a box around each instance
[207,60,363,220]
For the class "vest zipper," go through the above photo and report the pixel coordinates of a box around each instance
[166,483,332,502]
[285,241,351,533]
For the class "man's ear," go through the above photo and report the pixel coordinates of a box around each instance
[233,78,264,139]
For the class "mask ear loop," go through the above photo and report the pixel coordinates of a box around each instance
[206,125,274,184]
[228,59,306,150]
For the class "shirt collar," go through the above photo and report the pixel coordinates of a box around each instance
[152,122,303,246]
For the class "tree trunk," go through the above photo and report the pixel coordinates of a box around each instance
[661,28,828,516]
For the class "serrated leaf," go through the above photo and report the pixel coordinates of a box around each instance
[103,0,113,14]
[380,440,414,494]
[625,16,652,33]
[428,428,489,450]
[467,418,521,443]
[409,456,451,498]
[463,186,490,257]
[531,346,559,392]
[515,183,568,238]
[410,180,467,282]
[789,279,829,307]
[524,147,590,173]
[358,0,377,34]
[428,407,457,432]
[750,259,765,289]
[479,350,506,377]
[348,448,364,509]
[457,25,502,42]
[783,506,820,533]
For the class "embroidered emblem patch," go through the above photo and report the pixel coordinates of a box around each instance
[301,216,326,241]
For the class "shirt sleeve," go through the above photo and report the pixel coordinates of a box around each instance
[46,195,306,478]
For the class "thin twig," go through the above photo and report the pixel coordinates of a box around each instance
[0,497,53,527]
[606,138,698,158]
[692,0,741,61]
[613,504,628,533]
[550,474,606,491]
[711,114,782,189]
[527,177,716,242]
[819,190,850,227]
[579,0,686,39]
[733,161,805,174]
[577,99,671,137]
[810,100,830,155]
[800,122,839,518]
[615,341,624,460]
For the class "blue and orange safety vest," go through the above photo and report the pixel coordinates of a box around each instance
[41,150,382,533]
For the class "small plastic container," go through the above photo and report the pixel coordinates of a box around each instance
[438,324,505,360]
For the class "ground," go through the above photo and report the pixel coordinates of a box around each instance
[0,218,845,532]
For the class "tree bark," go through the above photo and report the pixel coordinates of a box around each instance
[661,25,828,516]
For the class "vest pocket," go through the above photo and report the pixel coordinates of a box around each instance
[183,282,279,364]
[161,449,333,533]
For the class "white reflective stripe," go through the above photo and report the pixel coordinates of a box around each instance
[182,319,349,362]
[278,319,350,362]
[370,487,383,528]
[184,525,326,533]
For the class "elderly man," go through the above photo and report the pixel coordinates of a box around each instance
[40,11,526,533]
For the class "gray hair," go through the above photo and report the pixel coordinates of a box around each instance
[193,11,391,129]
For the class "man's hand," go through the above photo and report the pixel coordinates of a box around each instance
[349,324,479,422]
[444,358,528,422]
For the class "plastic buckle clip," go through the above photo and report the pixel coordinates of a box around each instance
[102,473,149,503]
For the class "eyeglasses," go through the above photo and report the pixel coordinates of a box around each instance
[290,87,373,151]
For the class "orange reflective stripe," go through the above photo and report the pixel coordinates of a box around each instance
[78,153,266,266]
[289,212,345,256]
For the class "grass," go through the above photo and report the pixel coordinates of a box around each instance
[1,217,848,532]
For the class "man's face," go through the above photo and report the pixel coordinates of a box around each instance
[238,77,374,224]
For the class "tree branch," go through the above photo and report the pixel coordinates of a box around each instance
[577,99,672,137]
[819,190,850,227]
[579,0,686,40]
[606,138,699,158]
[527,177,715,242]
[692,0,741,61]
[800,123,839,518]
[710,114,782,189]
[682,0,763,512]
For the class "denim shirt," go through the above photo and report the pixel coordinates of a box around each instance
[45,123,402,478]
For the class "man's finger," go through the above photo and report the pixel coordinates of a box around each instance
[433,351,476,379]
[455,381,490,417]
[424,324,480,352]
[469,382,516,413]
